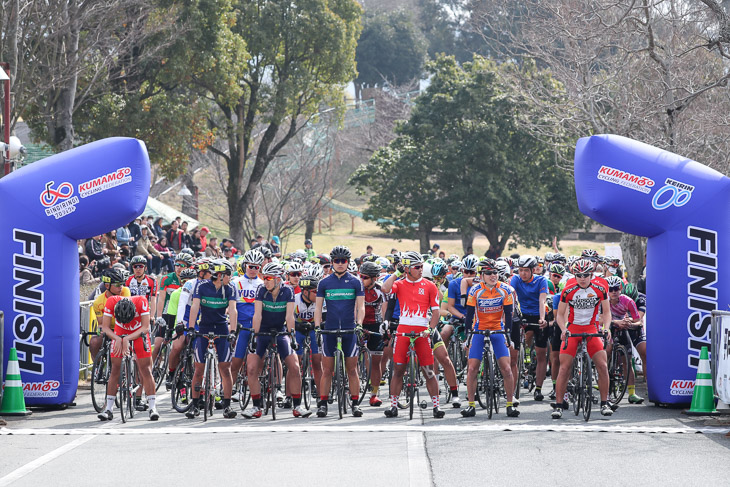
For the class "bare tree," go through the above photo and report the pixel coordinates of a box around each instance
[472,0,730,280]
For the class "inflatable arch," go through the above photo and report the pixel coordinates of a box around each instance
[1,138,150,406]
[574,134,729,404]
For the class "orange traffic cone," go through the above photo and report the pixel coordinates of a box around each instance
[1,348,32,416]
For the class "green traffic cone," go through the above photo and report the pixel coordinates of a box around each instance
[1,347,32,416]
[687,346,717,416]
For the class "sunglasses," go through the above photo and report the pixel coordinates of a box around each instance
[463,270,476,275]
[480,270,498,276]
[247,264,261,270]
[359,274,373,280]
[132,264,145,269]
[289,272,302,277]
[263,275,278,281]
[575,273,591,278]
[409,265,423,270]
[609,286,621,292]
[551,273,563,279]
[175,263,187,267]
[333,259,348,264]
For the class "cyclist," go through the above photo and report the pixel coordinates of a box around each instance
[547,263,567,399]
[606,276,646,404]
[126,255,157,312]
[360,261,387,406]
[509,255,549,402]
[461,259,519,417]
[305,239,317,260]
[552,259,613,418]
[185,260,238,419]
[295,274,324,399]
[285,261,303,294]
[243,262,310,418]
[97,296,158,421]
[156,252,193,344]
[231,250,265,385]
[90,268,131,366]
[154,267,195,369]
[314,253,332,276]
[314,245,366,418]
[381,251,445,418]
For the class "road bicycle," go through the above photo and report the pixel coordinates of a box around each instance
[470,329,508,419]
[117,337,145,423]
[446,318,467,383]
[565,331,605,422]
[254,330,289,420]
[89,334,112,413]
[297,323,317,409]
[607,326,637,404]
[198,332,227,422]
[391,331,430,420]
[171,330,196,413]
[355,327,383,405]
[317,328,358,419]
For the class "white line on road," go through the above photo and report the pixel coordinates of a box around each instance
[0,435,95,486]
[1,424,728,436]
[407,431,432,486]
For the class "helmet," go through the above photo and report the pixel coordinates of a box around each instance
[299,274,319,290]
[362,254,378,263]
[606,256,621,267]
[375,257,390,270]
[114,298,137,324]
[195,257,211,272]
[548,263,566,276]
[495,261,511,281]
[581,249,599,261]
[572,259,594,275]
[259,246,273,259]
[606,276,623,289]
[554,253,567,264]
[386,253,400,265]
[536,256,544,265]
[359,261,381,278]
[330,245,352,261]
[102,268,126,285]
[286,261,303,274]
[478,258,497,272]
[348,261,358,273]
[422,263,433,279]
[314,253,331,266]
[623,282,638,301]
[179,247,195,257]
[544,252,556,263]
[292,249,308,261]
[304,239,313,246]
[567,255,578,266]
[447,254,460,264]
[431,262,448,278]
[400,251,423,267]
[130,255,147,267]
[517,255,537,269]
[450,259,462,270]
[211,259,233,276]
[461,255,479,272]
[175,252,193,266]
[308,264,325,280]
[261,262,284,278]
[243,249,265,265]
[180,268,197,281]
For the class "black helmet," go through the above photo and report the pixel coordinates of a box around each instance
[179,247,195,257]
[180,268,197,281]
[114,298,137,324]
[102,268,125,285]
[259,246,273,259]
[330,245,351,260]
[315,253,331,266]
[304,239,313,245]
[359,261,381,278]
[299,274,319,290]
[130,255,147,267]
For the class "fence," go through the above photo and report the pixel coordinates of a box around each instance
[79,300,97,382]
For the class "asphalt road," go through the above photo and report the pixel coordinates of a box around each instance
[1,381,729,486]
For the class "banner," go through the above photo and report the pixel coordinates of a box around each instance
[574,134,729,404]
[712,311,730,404]
[1,138,150,406]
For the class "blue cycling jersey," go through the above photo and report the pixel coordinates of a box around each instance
[257,284,294,332]
[448,277,466,316]
[509,274,548,315]
[317,272,364,329]
[193,280,235,326]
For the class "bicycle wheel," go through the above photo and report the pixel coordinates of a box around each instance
[485,352,495,419]
[609,344,629,404]
[151,341,169,392]
[335,352,345,419]
[583,352,593,422]
[118,359,127,424]
[408,354,417,420]
[516,343,525,400]
[476,358,487,409]
[91,349,109,413]
[358,348,371,405]
[573,354,583,415]
[270,351,278,420]
[301,347,311,409]
[261,353,271,416]
[171,353,193,413]
[491,354,501,414]
[203,355,213,422]
[126,359,135,419]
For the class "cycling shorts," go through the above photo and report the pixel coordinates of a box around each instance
[610,325,646,348]
[519,314,551,349]
[295,329,319,356]
[560,324,604,358]
[430,327,445,351]
[550,323,563,351]
[393,325,433,366]
[155,313,176,339]
[255,333,294,360]
[194,323,232,363]
[363,323,384,354]
[234,325,253,360]
[111,328,152,359]
[320,328,358,358]
[467,331,509,361]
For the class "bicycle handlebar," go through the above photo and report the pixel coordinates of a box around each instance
[468,329,508,336]
[562,330,607,349]
[317,328,358,335]
[254,330,291,337]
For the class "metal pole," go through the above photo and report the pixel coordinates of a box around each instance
[1,62,10,176]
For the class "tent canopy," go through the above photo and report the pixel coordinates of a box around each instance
[142,197,199,230]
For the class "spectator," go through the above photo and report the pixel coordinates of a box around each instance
[270,235,281,257]
[205,236,221,257]
[102,230,120,260]
[180,221,192,248]
[365,245,373,255]
[134,226,161,269]
[118,245,131,270]
[391,248,398,254]
[485,244,499,260]
[222,246,236,265]
[153,217,166,240]
[252,234,271,251]
[167,220,184,252]
[438,251,446,260]
[189,229,202,253]
[199,226,210,251]
[86,235,105,262]
[77,239,85,256]
[128,218,142,252]
[79,255,99,285]
[429,243,440,255]
[303,238,314,260]
[153,236,175,275]
[250,238,258,248]
[116,224,132,248]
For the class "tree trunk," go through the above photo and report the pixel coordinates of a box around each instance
[417,221,431,253]
[460,226,475,255]
[620,233,646,283]
[304,216,315,241]
[181,170,197,219]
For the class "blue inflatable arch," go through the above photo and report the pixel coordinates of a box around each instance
[1,137,150,406]
[574,134,729,404]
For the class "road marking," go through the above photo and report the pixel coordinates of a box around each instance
[2,424,728,435]
[0,435,95,486]
[407,431,433,486]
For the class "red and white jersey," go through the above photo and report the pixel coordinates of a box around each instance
[126,275,157,300]
[560,278,607,328]
[391,277,439,327]
[103,295,150,333]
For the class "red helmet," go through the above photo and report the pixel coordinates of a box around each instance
[572,259,595,275]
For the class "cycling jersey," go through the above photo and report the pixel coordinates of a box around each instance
[363,284,385,326]
[232,274,262,324]
[93,287,131,324]
[177,278,201,326]
[560,278,607,327]
[103,295,150,334]
[447,277,467,316]
[160,272,181,309]
[294,293,316,326]
[317,272,364,329]
[609,295,640,321]
[193,280,235,326]
[166,286,182,316]
[257,284,294,332]
[509,274,548,315]
[466,282,513,331]
[284,282,301,295]
[125,275,157,300]
[391,277,439,327]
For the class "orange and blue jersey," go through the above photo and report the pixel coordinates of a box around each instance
[466,282,513,331]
